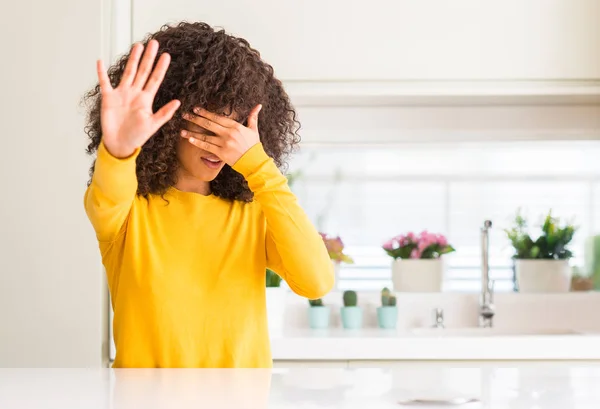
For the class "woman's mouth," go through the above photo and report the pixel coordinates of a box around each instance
[201,156,223,169]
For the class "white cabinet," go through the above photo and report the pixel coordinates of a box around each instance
[133,0,600,82]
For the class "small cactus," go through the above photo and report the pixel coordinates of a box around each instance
[343,290,357,307]
[381,287,397,307]
[309,298,324,307]
[381,287,391,306]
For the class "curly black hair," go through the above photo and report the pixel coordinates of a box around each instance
[83,21,300,201]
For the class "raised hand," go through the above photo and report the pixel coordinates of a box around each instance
[96,39,180,158]
[180,105,262,166]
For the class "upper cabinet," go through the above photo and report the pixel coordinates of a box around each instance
[133,0,600,82]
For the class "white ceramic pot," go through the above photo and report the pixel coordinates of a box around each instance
[516,259,572,293]
[265,287,285,337]
[392,259,444,292]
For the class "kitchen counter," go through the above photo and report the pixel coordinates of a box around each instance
[2,365,600,408]
[270,328,600,361]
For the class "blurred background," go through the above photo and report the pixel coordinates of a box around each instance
[0,0,599,367]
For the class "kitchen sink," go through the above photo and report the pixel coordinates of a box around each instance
[409,327,582,337]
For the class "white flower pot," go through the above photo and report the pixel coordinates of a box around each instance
[516,259,572,293]
[392,259,444,292]
[265,287,285,337]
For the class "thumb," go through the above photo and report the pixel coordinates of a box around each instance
[151,99,181,130]
[247,104,262,131]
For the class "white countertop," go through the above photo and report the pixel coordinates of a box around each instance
[2,366,600,408]
[270,328,600,361]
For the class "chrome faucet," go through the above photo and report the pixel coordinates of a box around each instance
[432,308,444,328]
[480,220,495,327]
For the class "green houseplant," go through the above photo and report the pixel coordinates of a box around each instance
[376,287,398,329]
[266,268,282,287]
[307,298,330,329]
[340,290,362,329]
[506,209,576,292]
[585,236,600,290]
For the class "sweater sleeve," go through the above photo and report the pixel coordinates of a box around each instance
[84,141,139,243]
[233,143,335,299]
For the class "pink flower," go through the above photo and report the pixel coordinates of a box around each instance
[436,234,448,247]
[383,239,395,251]
[406,232,415,241]
[410,248,422,259]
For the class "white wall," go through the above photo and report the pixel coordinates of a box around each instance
[0,1,106,366]
[133,0,600,81]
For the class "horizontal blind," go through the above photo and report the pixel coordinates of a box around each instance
[289,141,600,292]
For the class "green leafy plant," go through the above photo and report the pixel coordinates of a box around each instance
[343,290,357,307]
[380,287,397,307]
[505,209,576,260]
[266,268,282,287]
[308,298,324,307]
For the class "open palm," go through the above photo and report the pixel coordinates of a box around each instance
[97,40,180,158]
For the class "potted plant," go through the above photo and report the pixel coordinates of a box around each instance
[585,235,600,290]
[506,209,576,293]
[340,290,362,329]
[307,298,330,329]
[265,268,285,336]
[320,233,354,289]
[377,287,398,329]
[383,231,455,292]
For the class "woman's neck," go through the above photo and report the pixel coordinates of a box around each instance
[174,170,212,196]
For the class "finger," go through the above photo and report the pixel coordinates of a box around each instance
[120,43,144,87]
[151,99,181,129]
[246,104,262,132]
[180,129,223,147]
[187,135,222,156]
[182,112,227,135]
[133,39,159,89]
[144,52,171,95]
[193,107,239,129]
[96,60,113,93]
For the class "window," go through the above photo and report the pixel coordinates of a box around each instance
[288,140,600,292]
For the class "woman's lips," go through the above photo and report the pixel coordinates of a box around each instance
[201,157,222,169]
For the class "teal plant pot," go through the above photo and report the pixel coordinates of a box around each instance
[308,306,330,329]
[377,306,398,329]
[340,306,363,329]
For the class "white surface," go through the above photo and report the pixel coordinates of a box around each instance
[271,328,600,361]
[285,80,600,106]
[409,328,581,337]
[0,0,107,366]
[132,0,600,81]
[516,259,572,293]
[2,366,600,408]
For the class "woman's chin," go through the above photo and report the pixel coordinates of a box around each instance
[194,165,224,182]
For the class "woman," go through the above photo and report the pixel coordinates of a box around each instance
[83,22,333,368]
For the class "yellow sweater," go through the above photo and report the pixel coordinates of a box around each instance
[84,142,334,368]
